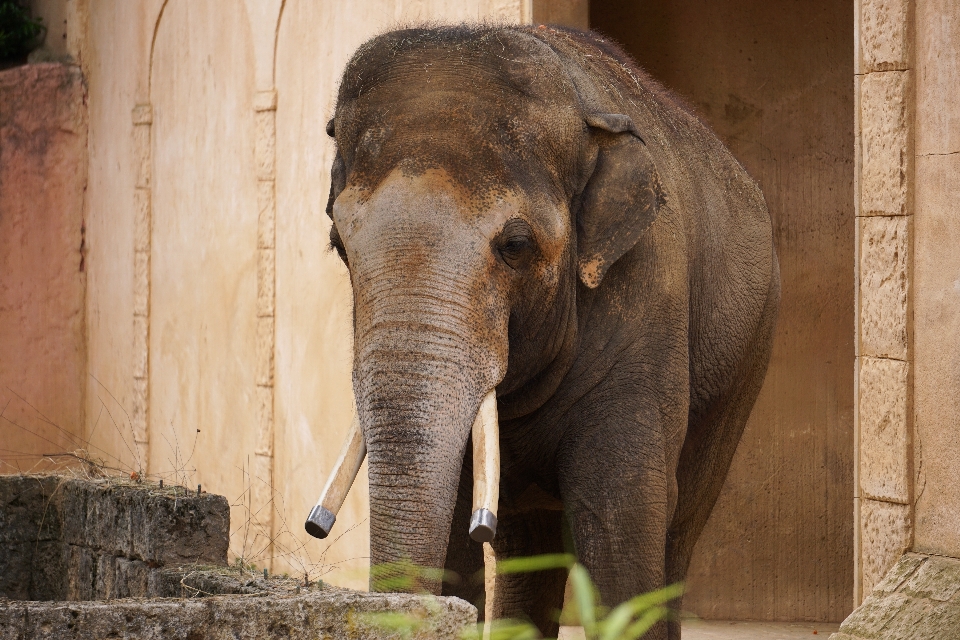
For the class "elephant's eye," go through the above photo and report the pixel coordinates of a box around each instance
[496,218,535,270]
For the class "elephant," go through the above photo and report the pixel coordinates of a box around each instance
[315,24,780,640]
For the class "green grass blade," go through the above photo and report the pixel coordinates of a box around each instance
[496,554,576,575]
[487,620,543,640]
[597,601,634,640]
[621,606,669,640]
[621,583,684,616]
[569,563,597,637]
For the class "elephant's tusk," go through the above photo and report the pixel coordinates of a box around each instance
[469,390,500,543]
[305,414,366,539]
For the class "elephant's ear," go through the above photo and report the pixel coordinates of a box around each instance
[577,113,665,289]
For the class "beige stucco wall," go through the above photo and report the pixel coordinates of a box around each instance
[71,0,532,590]
[913,0,960,559]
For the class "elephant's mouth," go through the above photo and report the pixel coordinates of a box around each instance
[304,389,501,543]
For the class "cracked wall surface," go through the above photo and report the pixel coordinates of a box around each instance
[912,0,960,560]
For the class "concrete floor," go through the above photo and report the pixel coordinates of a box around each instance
[558,620,841,639]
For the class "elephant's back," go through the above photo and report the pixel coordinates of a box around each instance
[525,25,779,415]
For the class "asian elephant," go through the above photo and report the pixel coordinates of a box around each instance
[317,25,779,640]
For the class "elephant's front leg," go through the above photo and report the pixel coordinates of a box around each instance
[559,409,673,640]
[490,507,567,636]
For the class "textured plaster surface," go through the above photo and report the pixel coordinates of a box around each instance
[831,553,960,639]
[859,70,910,217]
[912,0,960,560]
[858,217,909,360]
[859,500,911,597]
[858,357,908,503]
[532,0,588,28]
[913,153,960,557]
[915,0,960,156]
[0,63,87,471]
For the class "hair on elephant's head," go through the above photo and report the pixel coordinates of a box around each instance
[324,26,664,591]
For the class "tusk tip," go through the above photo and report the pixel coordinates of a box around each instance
[469,508,497,543]
[305,505,337,539]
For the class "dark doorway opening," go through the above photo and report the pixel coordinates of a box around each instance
[588,0,856,622]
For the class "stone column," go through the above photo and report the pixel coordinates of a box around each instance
[253,89,279,569]
[132,103,153,473]
[854,0,914,604]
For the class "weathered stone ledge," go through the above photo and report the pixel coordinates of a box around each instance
[0,473,229,601]
[831,553,960,639]
[0,474,477,639]
[0,588,477,640]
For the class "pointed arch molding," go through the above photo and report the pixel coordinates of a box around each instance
[130,102,152,461]
[132,2,284,549]
[252,87,279,555]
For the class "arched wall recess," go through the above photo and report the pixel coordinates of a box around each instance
[145,0,265,563]
[128,0,171,473]
[130,0,530,577]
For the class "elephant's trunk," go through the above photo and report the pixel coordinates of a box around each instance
[322,170,510,593]
[354,286,506,594]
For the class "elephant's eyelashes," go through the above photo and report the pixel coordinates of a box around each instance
[496,219,535,270]
[329,224,348,265]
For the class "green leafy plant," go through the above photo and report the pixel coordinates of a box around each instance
[369,558,460,593]
[0,0,44,63]
[364,553,683,640]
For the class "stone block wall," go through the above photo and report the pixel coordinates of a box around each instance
[0,474,477,640]
[854,0,915,602]
[0,475,229,601]
[855,0,960,611]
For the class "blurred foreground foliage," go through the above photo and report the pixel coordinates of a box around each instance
[0,0,44,63]
[362,553,683,640]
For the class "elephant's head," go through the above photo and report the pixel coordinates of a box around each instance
[319,27,663,592]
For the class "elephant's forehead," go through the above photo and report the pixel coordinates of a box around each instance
[333,29,586,199]
[339,27,578,109]
[335,167,523,238]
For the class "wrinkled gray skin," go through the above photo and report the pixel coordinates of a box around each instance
[325,25,780,639]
